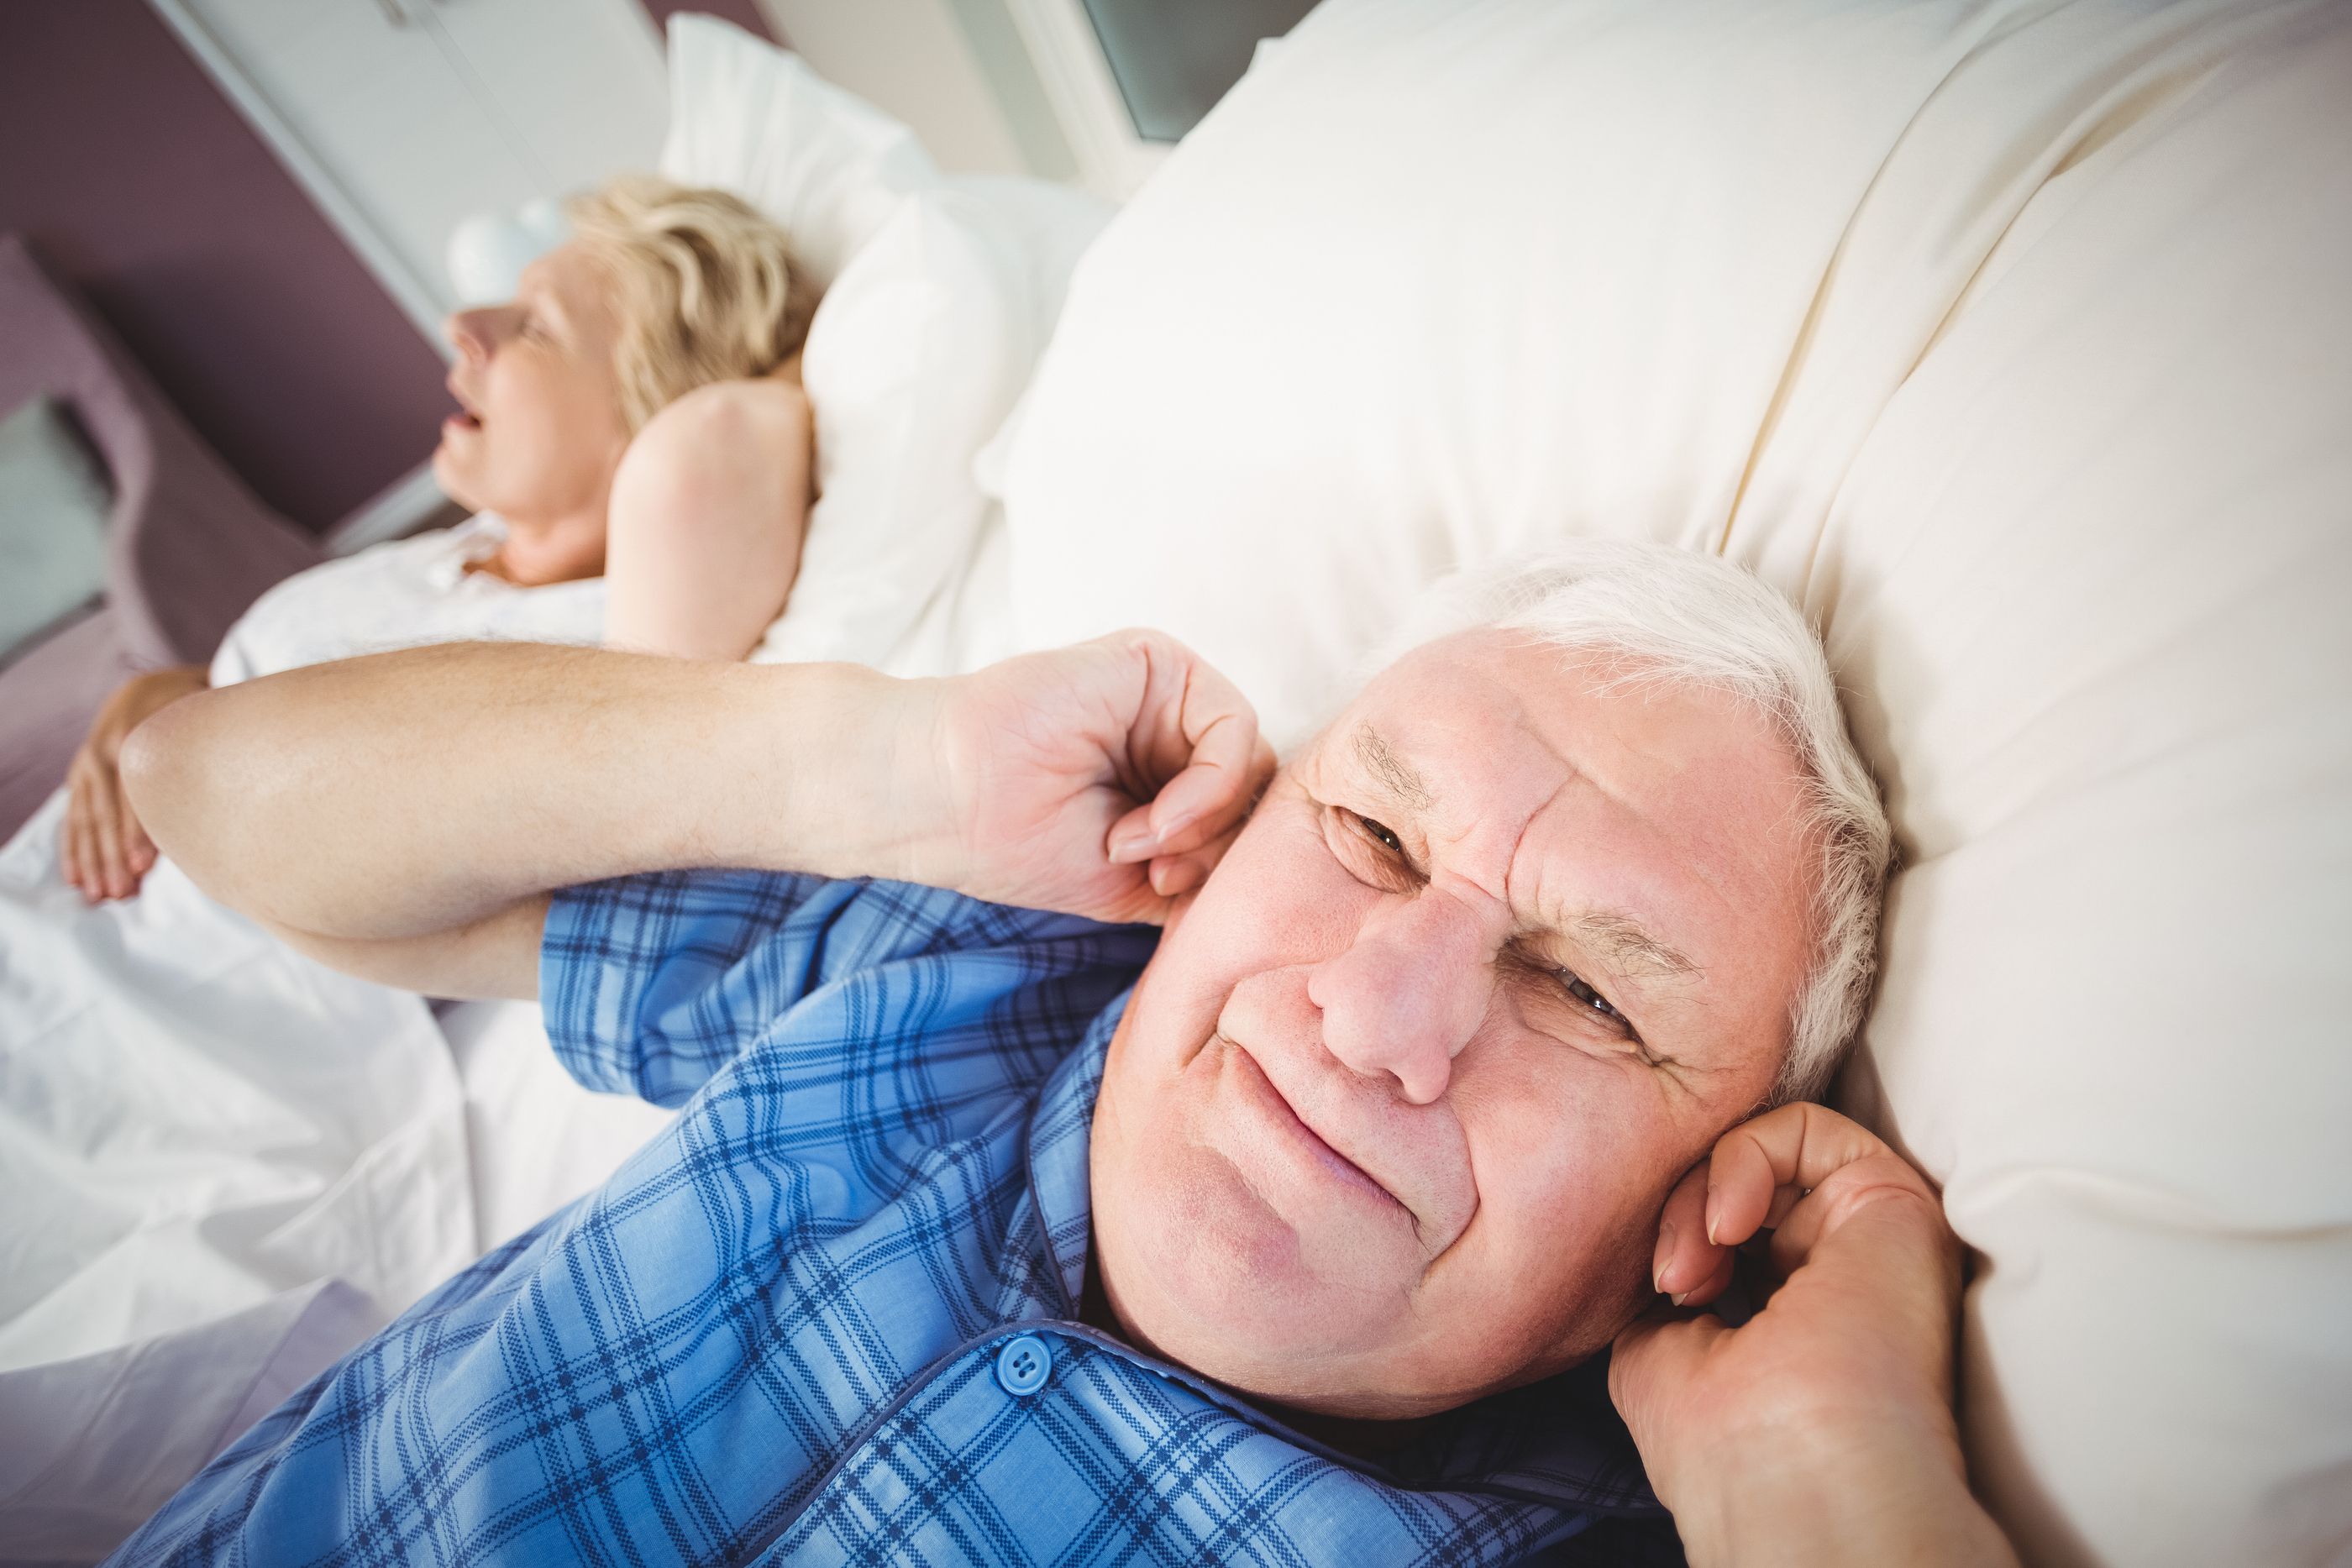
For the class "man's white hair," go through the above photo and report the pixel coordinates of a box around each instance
[1362,538,1892,1104]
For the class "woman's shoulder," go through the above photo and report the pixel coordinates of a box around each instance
[639,377,811,456]
[613,380,813,519]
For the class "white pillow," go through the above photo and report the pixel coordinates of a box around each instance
[999,1,2352,1563]
[658,13,937,290]
[1787,13,2352,1562]
[750,180,1110,675]
[656,15,1112,676]
[1005,0,1975,748]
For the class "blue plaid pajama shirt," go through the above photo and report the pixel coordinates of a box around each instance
[110,870,1678,1566]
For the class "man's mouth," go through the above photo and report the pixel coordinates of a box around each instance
[1220,1033,1409,1217]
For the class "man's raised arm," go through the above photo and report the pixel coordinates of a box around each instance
[121,635,1272,1000]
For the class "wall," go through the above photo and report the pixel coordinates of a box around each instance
[757,0,1073,178]
[641,0,776,43]
[0,1,451,535]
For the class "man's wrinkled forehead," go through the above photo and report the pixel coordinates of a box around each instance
[1281,631,1809,1041]
[1294,632,1543,812]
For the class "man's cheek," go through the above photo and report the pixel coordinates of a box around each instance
[1189,831,1370,974]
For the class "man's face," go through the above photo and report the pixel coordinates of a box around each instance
[1089,630,1816,1418]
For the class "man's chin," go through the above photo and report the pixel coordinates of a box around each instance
[1098,1181,1411,1404]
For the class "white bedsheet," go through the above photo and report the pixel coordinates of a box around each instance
[0,521,613,1561]
[0,793,475,1366]
[0,794,473,1560]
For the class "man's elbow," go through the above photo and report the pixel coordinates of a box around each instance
[120,683,282,916]
[119,690,216,868]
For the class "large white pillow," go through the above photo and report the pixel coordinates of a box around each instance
[1006,0,1982,747]
[1782,14,2352,1563]
[1000,1,2352,1563]
[658,13,937,290]
[656,13,1112,675]
[750,181,1109,674]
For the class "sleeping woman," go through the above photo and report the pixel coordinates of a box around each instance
[0,176,816,1434]
[55,173,818,903]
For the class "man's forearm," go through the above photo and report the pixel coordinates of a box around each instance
[122,642,937,943]
[1665,1419,2018,1568]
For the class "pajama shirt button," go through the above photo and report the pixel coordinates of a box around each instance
[995,1334,1053,1397]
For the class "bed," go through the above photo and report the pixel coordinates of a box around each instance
[0,23,1109,1561]
[7,3,2346,1563]
[994,2,2352,1563]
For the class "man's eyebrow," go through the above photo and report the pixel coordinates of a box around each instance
[1570,910,1702,983]
[1352,723,1433,812]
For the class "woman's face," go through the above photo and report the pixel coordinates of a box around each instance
[432,241,632,524]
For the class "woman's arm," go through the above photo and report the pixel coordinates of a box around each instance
[601,378,813,662]
[60,664,210,902]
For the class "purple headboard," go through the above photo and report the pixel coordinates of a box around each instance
[0,234,322,837]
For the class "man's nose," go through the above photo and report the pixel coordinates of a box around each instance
[1305,891,1491,1105]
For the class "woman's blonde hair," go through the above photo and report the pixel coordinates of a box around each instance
[566,174,819,433]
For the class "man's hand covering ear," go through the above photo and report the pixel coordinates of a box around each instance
[914,630,1278,926]
[1607,1102,2017,1566]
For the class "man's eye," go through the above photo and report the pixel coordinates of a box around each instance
[1354,814,1404,853]
[1560,972,1627,1027]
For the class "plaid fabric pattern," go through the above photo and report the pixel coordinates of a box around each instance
[110,870,1672,1567]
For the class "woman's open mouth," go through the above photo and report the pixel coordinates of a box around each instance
[444,379,485,433]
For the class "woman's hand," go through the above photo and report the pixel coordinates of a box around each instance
[1610,1103,2018,1568]
[913,630,1278,926]
[62,666,210,902]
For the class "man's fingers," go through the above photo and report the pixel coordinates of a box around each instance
[1145,821,1247,900]
[1651,1162,1716,1298]
[1115,632,1272,857]
[1704,1102,1898,1249]
[1105,800,1158,865]
[1609,1308,1730,1454]
[1145,733,1275,857]
[1766,1158,1956,1287]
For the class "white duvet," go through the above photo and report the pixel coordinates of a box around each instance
[0,511,1026,1564]
[0,522,632,1560]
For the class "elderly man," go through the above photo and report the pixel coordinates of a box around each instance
[112,542,2015,1565]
